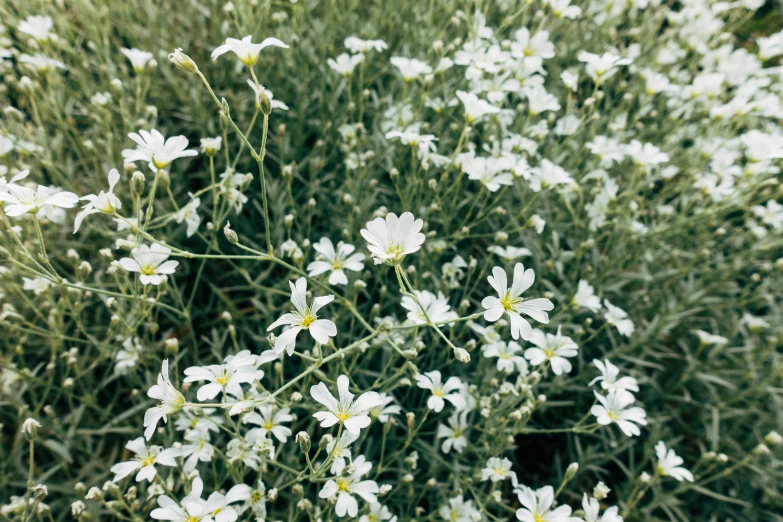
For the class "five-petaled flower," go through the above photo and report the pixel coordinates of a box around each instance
[482,263,554,341]
[212,35,288,66]
[119,243,179,286]
[267,278,337,355]
[122,129,197,172]
[143,359,186,440]
[310,374,382,434]
[360,211,425,265]
[416,371,466,412]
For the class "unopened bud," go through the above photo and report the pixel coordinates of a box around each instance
[296,431,311,454]
[224,222,238,244]
[168,48,198,73]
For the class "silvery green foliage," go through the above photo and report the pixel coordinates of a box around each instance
[0,1,782,521]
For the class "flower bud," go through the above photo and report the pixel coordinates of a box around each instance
[453,347,471,363]
[224,222,239,245]
[593,481,610,500]
[168,49,198,73]
[564,462,579,481]
[22,417,41,440]
[131,170,145,196]
[296,431,311,454]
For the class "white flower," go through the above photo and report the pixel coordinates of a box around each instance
[416,371,466,412]
[21,418,41,437]
[548,0,582,19]
[512,28,555,60]
[328,53,364,76]
[91,92,112,106]
[578,51,632,84]
[246,80,289,111]
[73,168,122,233]
[180,430,214,473]
[0,136,14,157]
[369,393,402,423]
[390,57,432,81]
[436,410,470,454]
[115,337,143,376]
[173,197,202,237]
[525,84,561,115]
[110,437,180,482]
[626,140,669,169]
[200,137,222,155]
[267,278,337,355]
[119,244,179,286]
[590,359,639,396]
[18,16,54,41]
[655,441,694,482]
[345,37,388,54]
[121,48,154,73]
[319,455,379,517]
[211,35,288,66]
[524,327,578,375]
[439,495,479,522]
[184,351,260,401]
[488,245,532,261]
[23,277,51,295]
[591,390,647,437]
[243,405,294,442]
[360,211,425,265]
[529,160,573,192]
[692,330,728,346]
[0,174,78,217]
[603,300,634,337]
[582,494,622,522]
[456,90,500,122]
[561,70,579,91]
[463,156,514,192]
[401,290,458,325]
[482,263,554,341]
[310,374,382,434]
[360,503,396,522]
[307,238,365,285]
[515,485,574,522]
[483,341,528,374]
[326,430,359,475]
[122,130,197,172]
[143,359,186,440]
[150,489,209,522]
[572,280,601,312]
[481,457,513,482]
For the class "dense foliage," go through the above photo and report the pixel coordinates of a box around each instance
[1,1,782,521]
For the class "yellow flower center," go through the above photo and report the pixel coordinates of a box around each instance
[544,349,555,358]
[332,261,344,270]
[336,412,351,421]
[535,514,545,522]
[140,264,157,276]
[264,421,275,430]
[217,375,229,386]
[500,291,519,312]
[151,156,170,170]
[141,456,155,467]
[301,314,316,328]
[336,478,350,492]
[524,47,534,57]
[432,387,445,398]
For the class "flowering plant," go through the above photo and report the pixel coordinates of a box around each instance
[1,1,782,521]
